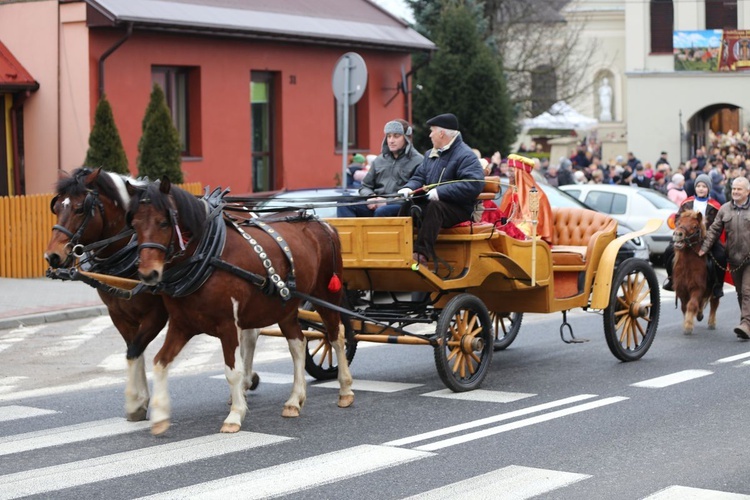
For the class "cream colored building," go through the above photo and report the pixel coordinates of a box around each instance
[553,0,750,166]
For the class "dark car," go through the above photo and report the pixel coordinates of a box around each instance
[254,183,649,264]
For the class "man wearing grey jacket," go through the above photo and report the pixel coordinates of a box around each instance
[337,119,423,217]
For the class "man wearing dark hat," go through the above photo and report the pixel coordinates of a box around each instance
[338,118,423,217]
[397,113,484,265]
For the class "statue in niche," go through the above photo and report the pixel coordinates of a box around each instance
[598,77,613,122]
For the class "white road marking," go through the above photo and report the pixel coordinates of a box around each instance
[315,379,423,392]
[714,352,750,364]
[644,485,750,499]
[422,389,535,403]
[0,377,123,402]
[403,465,590,500]
[631,370,713,388]
[0,431,292,500]
[210,371,313,384]
[413,397,628,451]
[0,325,44,353]
[98,353,125,371]
[40,316,112,356]
[0,405,57,422]
[137,444,433,499]
[0,377,26,394]
[0,418,150,457]
[384,394,598,447]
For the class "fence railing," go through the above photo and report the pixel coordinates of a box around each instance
[0,182,203,279]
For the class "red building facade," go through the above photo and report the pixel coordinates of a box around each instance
[0,0,433,195]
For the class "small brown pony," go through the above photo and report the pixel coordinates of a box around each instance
[672,209,720,334]
[126,178,353,435]
[44,168,167,421]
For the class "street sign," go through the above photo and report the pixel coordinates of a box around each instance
[332,52,368,105]
[332,52,368,187]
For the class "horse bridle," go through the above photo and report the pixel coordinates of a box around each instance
[135,195,187,264]
[673,221,703,251]
[51,190,106,264]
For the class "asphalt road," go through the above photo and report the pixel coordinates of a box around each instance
[1,276,750,499]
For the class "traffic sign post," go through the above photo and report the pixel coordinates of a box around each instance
[332,52,368,188]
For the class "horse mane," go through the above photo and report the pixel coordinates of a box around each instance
[678,209,706,240]
[56,167,143,210]
[133,181,207,241]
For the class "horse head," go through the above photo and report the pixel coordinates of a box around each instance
[45,167,135,269]
[672,209,704,251]
[128,176,205,285]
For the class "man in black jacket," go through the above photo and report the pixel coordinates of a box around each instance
[398,113,484,264]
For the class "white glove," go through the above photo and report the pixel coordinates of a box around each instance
[427,188,439,201]
[397,187,413,198]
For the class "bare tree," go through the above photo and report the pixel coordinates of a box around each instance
[484,0,600,117]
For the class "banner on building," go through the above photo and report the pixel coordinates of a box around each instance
[717,30,750,71]
[673,30,721,71]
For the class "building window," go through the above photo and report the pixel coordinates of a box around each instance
[335,101,359,149]
[251,71,277,193]
[650,0,674,54]
[152,66,201,156]
[706,0,737,29]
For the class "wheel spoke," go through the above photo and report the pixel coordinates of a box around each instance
[310,340,325,357]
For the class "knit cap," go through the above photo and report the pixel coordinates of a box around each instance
[694,173,711,191]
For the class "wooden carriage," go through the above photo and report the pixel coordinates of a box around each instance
[273,183,662,392]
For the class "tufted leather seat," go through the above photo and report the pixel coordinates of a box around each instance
[550,207,616,268]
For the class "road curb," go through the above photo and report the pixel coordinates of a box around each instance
[0,306,108,330]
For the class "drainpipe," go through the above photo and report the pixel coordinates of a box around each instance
[98,22,133,99]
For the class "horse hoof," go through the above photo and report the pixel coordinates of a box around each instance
[220,423,241,433]
[126,407,148,422]
[338,395,354,408]
[249,372,260,391]
[683,330,693,336]
[709,324,716,330]
[282,406,300,418]
[697,313,704,322]
[151,420,171,436]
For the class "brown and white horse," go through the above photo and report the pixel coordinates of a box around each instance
[44,168,260,421]
[671,209,720,334]
[44,168,166,420]
[126,177,353,435]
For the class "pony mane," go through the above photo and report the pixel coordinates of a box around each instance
[56,167,146,210]
[677,209,705,240]
[133,181,206,241]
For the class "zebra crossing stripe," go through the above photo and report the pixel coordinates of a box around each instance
[0,418,150,457]
[383,394,597,447]
[138,444,433,499]
[0,377,122,402]
[0,431,292,500]
[0,405,57,423]
[402,465,590,500]
[644,485,750,499]
[631,370,713,389]
[714,351,750,364]
[414,397,628,452]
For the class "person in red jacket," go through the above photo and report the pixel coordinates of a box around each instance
[663,173,726,298]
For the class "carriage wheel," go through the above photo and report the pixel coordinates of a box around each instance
[302,301,357,380]
[434,293,494,392]
[603,258,660,361]
[491,312,523,351]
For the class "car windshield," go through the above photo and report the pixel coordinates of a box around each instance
[637,189,676,210]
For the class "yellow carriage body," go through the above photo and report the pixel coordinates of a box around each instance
[326,209,659,314]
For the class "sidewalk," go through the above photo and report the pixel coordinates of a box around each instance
[0,277,107,330]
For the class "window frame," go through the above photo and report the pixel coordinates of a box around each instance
[649,0,674,54]
[151,66,201,157]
